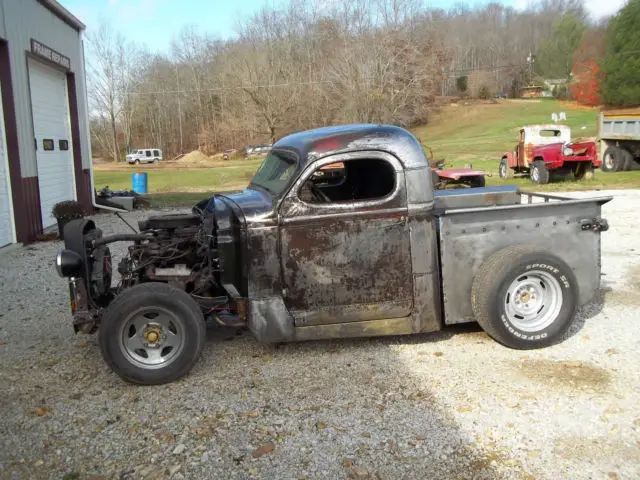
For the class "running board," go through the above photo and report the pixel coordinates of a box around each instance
[293,317,415,342]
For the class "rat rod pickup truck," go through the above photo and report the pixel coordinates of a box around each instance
[55,124,611,385]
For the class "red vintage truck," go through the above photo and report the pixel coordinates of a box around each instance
[499,124,601,184]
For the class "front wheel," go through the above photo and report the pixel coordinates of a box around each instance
[99,283,206,385]
[499,158,510,179]
[471,245,578,349]
[431,170,441,189]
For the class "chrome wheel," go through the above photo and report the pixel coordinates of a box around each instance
[504,270,563,332]
[119,306,185,369]
[531,166,539,182]
[603,152,614,170]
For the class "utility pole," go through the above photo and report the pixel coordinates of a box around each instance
[527,51,534,85]
[175,64,184,154]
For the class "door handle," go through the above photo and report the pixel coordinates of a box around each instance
[384,216,406,229]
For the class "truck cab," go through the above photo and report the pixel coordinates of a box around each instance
[55,124,611,385]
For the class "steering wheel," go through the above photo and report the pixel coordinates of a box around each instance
[310,183,331,203]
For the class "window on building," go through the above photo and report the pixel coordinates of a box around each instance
[43,139,54,151]
[59,139,69,151]
[299,158,395,204]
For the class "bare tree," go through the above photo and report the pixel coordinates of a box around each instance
[85,0,595,159]
[86,20,141,161]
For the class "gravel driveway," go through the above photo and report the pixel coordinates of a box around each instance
[1,189,639,480]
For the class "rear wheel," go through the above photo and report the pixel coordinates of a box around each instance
[620,149,635,171]
[468,175,486,188]
[99,283,206,385]
[471,245,578,349]
[601,146,620,172]
[530,160,549,184]
[573,163,594,180]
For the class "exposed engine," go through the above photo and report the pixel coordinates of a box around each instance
[115,213,221,298]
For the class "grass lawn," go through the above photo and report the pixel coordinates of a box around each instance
[94,99,640,204]
[94,164,258,193]
[412,98,599,167]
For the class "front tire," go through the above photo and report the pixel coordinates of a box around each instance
[431,170,441,189]
[471,245,578,349]
[99,283,206,385]
[530,160,549,184]
[499,158,510,179]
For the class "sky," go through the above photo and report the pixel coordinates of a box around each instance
[59,0,628,55]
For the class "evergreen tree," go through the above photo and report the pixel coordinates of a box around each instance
[536,13,587,78]
[600,0,640,106]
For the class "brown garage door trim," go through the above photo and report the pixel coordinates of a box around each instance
[66,72,91,210]
[0,39,37,243]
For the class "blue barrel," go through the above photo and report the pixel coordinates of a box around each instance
[132,172,148,194]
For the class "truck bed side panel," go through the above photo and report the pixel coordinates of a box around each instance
[438,200,605,325]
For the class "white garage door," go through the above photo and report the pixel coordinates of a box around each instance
[0,81,15,247]
[28,58,75,229]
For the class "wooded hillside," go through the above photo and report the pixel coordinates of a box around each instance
[87,0,593,161]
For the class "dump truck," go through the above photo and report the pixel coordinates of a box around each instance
[598,107,640,172]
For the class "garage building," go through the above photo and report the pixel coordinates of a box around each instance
[0,0,92,247]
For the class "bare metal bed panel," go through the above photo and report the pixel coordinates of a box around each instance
[434,185,521,212]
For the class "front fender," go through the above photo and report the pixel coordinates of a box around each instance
[502,152,517,168]
[63,219,102,283]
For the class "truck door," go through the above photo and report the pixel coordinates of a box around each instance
[278,152,414,327]
[518,129,526,167]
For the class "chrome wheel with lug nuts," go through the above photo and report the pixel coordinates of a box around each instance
[99,282,205,385]
[504,270,562,333]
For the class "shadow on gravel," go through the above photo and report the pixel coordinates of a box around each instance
[0,318,530,480]
[560,289,606,342]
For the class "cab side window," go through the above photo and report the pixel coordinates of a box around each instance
[299,158,396,204]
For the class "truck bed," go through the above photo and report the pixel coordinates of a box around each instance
[434,185,521,212]
[433,185,612,326]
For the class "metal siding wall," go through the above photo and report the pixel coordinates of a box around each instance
[0,1,7,40]
[2,0,87,178]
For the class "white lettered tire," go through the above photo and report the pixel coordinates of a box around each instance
[471,245,578,349]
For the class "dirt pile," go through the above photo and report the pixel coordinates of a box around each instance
[178,150,214,166]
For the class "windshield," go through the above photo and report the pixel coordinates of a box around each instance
[249,150,297,196]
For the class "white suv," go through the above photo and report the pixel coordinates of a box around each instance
[126,148,163,164]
